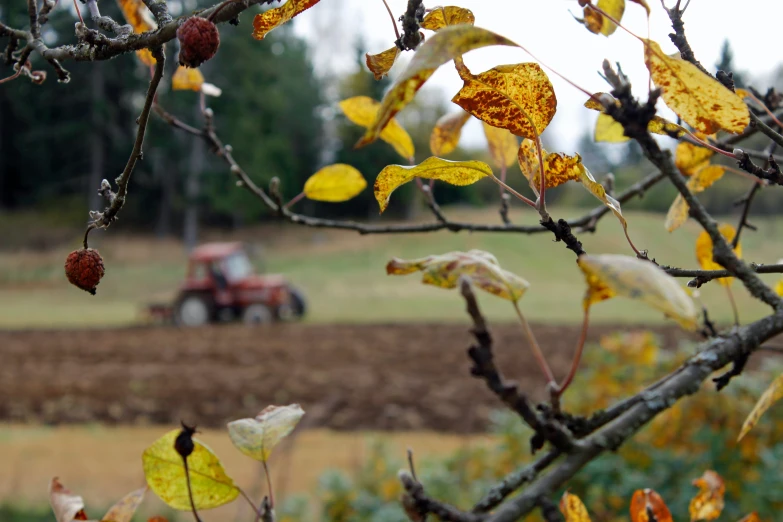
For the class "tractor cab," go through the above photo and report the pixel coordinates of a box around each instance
[173,242,306,326]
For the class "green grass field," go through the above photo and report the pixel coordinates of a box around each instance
[1,207,780,328]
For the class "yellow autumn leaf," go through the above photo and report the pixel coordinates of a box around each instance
[116,0,156,65]
[172,65,204,92]
[577,254,698,330]
[695,224,741,287]
[339,96,414,161]
[365,46,400,80]
[374,157,492,213]
[356,25,517,149]
[252,0,320,40]
[430,111,471,156]
[517,140,583,192]
[303,164,366,202]
[630,489,674,522]
[483,123,518,169]
[49,478,88,522]
[387,250,529,302]
[420,6,475,30]
[689,470,725,521]
[775,278,783,297]
[452,61,556,140]
[584,93,686,142]
[559,492,592,522]
[665,165,725,232]
[579,167,630,239]
[738,373,783,442]
[227,404,305,462]
[644,40,749,134]
[583,0,625,36]
[675,141,714,177]
[142,429,239,510]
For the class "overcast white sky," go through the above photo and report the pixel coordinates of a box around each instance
[293,0,783,152]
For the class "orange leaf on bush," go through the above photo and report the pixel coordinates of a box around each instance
[689,470,725,521]
[695,224,741,286]
[252,0,320,40]
[630,489,673,522]
[366,47,400,80]
[559,491,592,521]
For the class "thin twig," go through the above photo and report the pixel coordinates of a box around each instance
[380,0,400,41]
[181,458,204,522]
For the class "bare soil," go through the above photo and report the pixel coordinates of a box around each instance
[0,323,691,432]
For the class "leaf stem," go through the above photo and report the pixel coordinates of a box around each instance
[284,191,306,210]
[553,308,590,397]
[380,0,400,41]
[726,284,740,326]
[488,176,536,208]
[262,460,275,509]
[512,301,555,386]
[534,136,547,216]
[181,457,204,522]
[238,486,264,522]
[72,0,84,25]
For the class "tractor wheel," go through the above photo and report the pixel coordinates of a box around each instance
[175,294,213,327]
[243,304,273,325]
[277,287,307,321]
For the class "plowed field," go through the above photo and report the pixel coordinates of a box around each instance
[0,323,690,432]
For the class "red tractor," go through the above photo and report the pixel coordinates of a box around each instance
[149,242,306,326]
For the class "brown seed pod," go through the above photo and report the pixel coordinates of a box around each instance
[64,248,105,295]
[177,16,220,68]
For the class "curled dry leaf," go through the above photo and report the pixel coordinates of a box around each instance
[579,167,629,238]
[689,470,725,521]
[630,489,673,522]
[49,478,88,522]
[339,96,414,161]
[675,141,714,177]
[430,110,471,156]
[644,40,749,134]
[172,65,204,92]
[452,61,556,140]
[583,0,625,36]
[387,250,529,302]
[577,254,698,330]
[665,165,725,232]
[303,164,366,202]
[365,46,400,80]
[116,0,157,65]
[101,487,148,522]
[420,6,475,30]
[375,157,492,213]
[695,224,741,287]
[142,429,239,510]
[584,93,686,142]
[252,0,320,40]
[738,373,783,442]
[227,404,305,462]
[482,122,518,169]
[559,491,592,522]
[517,140,583,192]
[356,25,517,150]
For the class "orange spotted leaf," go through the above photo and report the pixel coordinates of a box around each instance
[665,165,725,232]
[675,141,714,177]
[517,140,582,192]
[339,96,414,161]
[420,6,475,30]
[482,123,518,169]
[387,250,529,302]
[252,0,320,40]
[577,254,698,330]
[366,46,400,80]
[689,470,725,521]
[452,62,556,140]
[559,491,592,522]
[738,373,783,442]
[172,65,204,91]
[695,224,741,286]
[430,111,471,156]
[357,25,517,150]
[644,40,749,134]
[374,157,492,213]
[630,489,674,522]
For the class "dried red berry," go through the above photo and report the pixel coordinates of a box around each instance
[64,248,105,295]
[177,16,220,68]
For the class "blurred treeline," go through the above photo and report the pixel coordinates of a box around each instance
[1,0,782,245]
